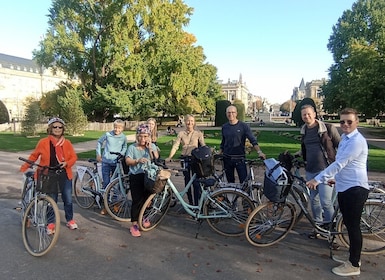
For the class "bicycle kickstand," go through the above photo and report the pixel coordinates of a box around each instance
[195,219,203,239]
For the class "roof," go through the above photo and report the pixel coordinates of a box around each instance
[0,53,40,72]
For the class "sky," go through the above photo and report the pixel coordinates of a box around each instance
[0,0,356,104]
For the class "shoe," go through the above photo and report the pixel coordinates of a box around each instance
[308,231,320,239]
[130,224,141,237]
[142,218,151,228]
[332,255,361,266]
[66,220,78,230]
[47,223,55,235]
[332,261,360,276]
[100,208,107,215]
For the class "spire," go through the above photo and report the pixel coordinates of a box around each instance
[239,73,243,84]
[299,78,305,90]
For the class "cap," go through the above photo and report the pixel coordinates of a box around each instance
[136,124,150,135]
[48,117,65,126]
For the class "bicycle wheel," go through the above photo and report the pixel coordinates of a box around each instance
[245,202,296,247]
[73,168,97,209]
[204,189,255,237]
[138,187,172,231]
[337,200,385,254]
[20,175,35,222]
[104,175,132,222]
[22,195,60,257]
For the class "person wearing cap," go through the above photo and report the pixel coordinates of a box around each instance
[20,117,79,232]
[125,124,159,237]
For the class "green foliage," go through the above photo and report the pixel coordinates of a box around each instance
[21,98,43,136]
[324,0,385,117]
[215,100,231,126]
[58,88,88,135]
[0,101,10,124]
[33,0,222,121]
[233,99,245,121]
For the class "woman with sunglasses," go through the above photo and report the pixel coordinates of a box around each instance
[20,117,78,233]
[307,108,369,277]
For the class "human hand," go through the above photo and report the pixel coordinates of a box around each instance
[306,179,319,190]
[96,155,102,162]
[327,179,335,186]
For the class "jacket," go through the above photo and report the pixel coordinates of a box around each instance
[300,120,340,165]
[20,137,78,179]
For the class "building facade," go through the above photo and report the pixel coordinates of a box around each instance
[292,77,326,113]
[0,53,71,122]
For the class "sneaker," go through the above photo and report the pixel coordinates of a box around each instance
[66,220,78,230]
[47,223,55,235]
[142,218,151,228]
[100,208,107,215]
[332,255,361,266]
[332,261,360,276]
[130,224,141,237]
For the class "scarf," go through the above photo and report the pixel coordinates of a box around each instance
[49,135,65,163]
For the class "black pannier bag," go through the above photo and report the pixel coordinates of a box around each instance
[190,145,213,178]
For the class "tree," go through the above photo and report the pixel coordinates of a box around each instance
[280,100,296,114]
[0,101,10,124]
[21,98,43,136]
[33,0,222,121]
[324,0,385,117]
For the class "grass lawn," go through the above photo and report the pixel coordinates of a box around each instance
[1,129,384,172]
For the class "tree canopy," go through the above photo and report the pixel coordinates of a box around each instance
[33,0,223,121]
[322,0,385,117]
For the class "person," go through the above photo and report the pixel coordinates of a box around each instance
[125,124,159,237]
[219,105,266,183]
[147,118,158,145]
[165,115,205,205]
[167,126,177,136]
[297,104,341,238]
[306,108,369,277]
[96,119,127,189]
[20,117,78,232]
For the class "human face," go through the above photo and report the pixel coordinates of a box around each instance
[226,106,238,123]
[137,133,150,147]
[147,120,155,131]
[51,122,64,137]
[301,107,316,127]
[113,124,124,135]
[185,117,195,131]
[339,113,358,134]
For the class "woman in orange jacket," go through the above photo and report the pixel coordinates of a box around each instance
[20,117,78,233]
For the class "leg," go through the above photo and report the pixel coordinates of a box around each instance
[183,162,193,204]
[234,159,247,183]
[306,171,323,223]
[223,157,235,183]
[317,182,335,223]
[338,187,369,267]
[102,162,116,188]
[60,176,74,222]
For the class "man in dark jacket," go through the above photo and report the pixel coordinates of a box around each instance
[297,104,341,236]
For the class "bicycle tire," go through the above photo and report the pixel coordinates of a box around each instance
[103,175,132,222]
[22,195,60,257]
[138,187,172,231]
[337,200,385,254]
[73,168,97,209]
[204,188,255,237]
[20,175,35,222]
[245,202,296,247]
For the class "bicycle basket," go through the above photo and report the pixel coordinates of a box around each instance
[37,168,61,194]
[190,145,214,178]
[144,163,171,194]
[263,158,291,203]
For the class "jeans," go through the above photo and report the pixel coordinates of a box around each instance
[102,162,117,188]
[338,186,369,267]
[306,171,335,224]
[49,174,74,222]
[182,160,201,206]
[223,157,247,183]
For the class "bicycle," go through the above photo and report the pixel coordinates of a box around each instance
[244,159,385,256]
[18,157,61,257]
[73,152,132,221]
[137,160,255,237]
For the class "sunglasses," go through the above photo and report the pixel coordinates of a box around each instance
[53,126,63,129]
[339,120,353,125]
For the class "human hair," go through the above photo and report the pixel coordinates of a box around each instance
[226,105,237,113]
[340,108,358,119]
[113,119,125,127]
[147,118,158,143]
[300,104,316,112]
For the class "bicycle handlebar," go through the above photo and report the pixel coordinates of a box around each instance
[18,157,62,171]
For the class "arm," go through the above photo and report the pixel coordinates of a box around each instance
[166,132,182,161]
[96,134,106,162]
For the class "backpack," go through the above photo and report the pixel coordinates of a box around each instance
[190,145,213,178]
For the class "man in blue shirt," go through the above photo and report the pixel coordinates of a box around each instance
[307,108,369,277]
[219,105,266,183]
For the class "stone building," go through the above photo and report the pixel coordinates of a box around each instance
[291,77,327,113]
[0,53,71,122]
